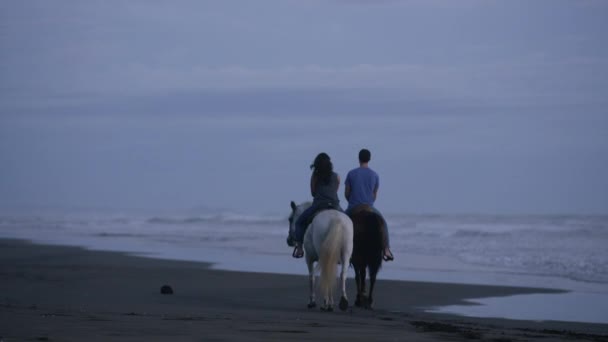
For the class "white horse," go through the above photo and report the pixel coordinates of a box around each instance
[287,201,354,311]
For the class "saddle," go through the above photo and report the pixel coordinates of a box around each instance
[349,204,374,217]
[303,202,340,228]
[349,204,387,240]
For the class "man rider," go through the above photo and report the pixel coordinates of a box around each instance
[344,148,394,261]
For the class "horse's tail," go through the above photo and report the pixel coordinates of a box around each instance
[318,218,344,298]
[365,211,384,275]
[351,209,384,273]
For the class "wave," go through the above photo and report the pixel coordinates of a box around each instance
[2,212,607,285]
[450,229,513,238]
[146,213,284,226]
[459,252,608,284]
[95,232,146,238]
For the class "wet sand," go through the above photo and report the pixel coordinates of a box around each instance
[1,239,606,341]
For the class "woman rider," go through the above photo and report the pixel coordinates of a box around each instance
[292,153,343,258]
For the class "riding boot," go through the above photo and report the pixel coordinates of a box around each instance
[383,246,394,261]
[293,242,304,258]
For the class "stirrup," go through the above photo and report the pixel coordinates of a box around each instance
[293,246,304,258]
[383,249,394,261]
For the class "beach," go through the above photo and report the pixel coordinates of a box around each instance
[2,1,607,340]
[1,239,606,341]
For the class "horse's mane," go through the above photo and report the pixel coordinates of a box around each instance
[289,201,312,222]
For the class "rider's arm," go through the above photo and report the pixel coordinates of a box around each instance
[336,174,341,191]
[310,173,317,197]
[373,175,379,200]
[344,182,351,201]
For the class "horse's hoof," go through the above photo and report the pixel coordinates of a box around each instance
[320,305,334,312]
[307,301,316,309]
[339,297,348,311]
[355,294,364,307]
[364,300,374,310]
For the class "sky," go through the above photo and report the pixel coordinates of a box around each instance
[0,0,607,215]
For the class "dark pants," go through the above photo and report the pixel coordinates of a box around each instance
[294,202,342,243]
[346,206,390,248]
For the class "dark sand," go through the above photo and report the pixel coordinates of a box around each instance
[1,239,606,341]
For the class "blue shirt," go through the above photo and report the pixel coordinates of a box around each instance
[345,167,379,210]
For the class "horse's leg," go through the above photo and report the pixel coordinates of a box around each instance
[360,267,367,294]
[328,273,335,311]
[359,264,367,308]
[306,259,316,308]
[306,258,317,309]
[366,268,378,310]
[338,261,349,311]
[321,286,333,312]
[354,265,363,307]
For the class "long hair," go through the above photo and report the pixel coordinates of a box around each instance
[310,152,333,185]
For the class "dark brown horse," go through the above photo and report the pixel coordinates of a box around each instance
[349,205,385,309]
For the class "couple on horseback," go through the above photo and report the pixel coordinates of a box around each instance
[292,149,394,262]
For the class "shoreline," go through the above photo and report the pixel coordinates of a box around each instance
[10,231,605,294]
[1,238,607,341]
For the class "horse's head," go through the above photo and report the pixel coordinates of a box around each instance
[286,200,310,247]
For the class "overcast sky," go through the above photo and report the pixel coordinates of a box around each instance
[1,0,607,215]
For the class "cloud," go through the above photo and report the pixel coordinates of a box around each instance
[331,0,500,9]
[4,55,604,111]
[0,64,597,115]
[1,0,606,111]
[332,0,403,5]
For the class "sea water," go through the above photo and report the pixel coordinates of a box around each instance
[1,209,607,323]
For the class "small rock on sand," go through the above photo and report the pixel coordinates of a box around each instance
[160,285,173,295]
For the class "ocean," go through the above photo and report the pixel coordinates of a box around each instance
[1,209,607,323]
